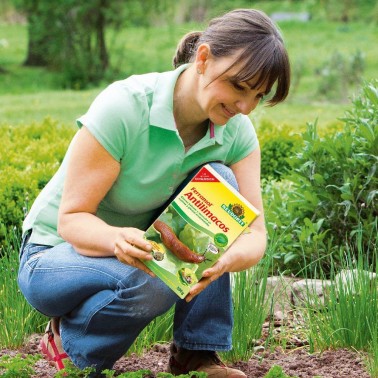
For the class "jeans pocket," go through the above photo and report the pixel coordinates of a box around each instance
[24,244,51,270]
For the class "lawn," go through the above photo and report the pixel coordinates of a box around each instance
[1,19,377,129]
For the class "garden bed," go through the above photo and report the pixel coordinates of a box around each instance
[0,334,371,377]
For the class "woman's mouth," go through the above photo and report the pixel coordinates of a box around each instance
[222,104,236,118]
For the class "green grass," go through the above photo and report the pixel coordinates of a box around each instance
[0,228,47,349]
[367,330,378,378]
[299,228,378,377]
[252,101,347,130]
[224,262,271,362]
[1,19,377,128]
[0,90,99,127]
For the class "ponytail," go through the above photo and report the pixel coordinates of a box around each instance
[172,31,202,68]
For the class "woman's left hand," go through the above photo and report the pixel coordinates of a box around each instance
[184,149,267,302]
[185,257,228,302]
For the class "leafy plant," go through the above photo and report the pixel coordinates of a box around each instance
[102,369,155,377]
[0,354,40,378]
[54,362,96,377]
[263,365,298,378]
[265,80,378,276]
[156,372,207,377]
[0,118,74,248]
[258,120,303,181]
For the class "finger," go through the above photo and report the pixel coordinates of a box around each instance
[185,265,226,302]
[125,235,152,252]
[115,240,153,261]
[114,249,155,277]
[185,277,213,302]
[202,260,226,278]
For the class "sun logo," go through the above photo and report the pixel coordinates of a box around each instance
[229,203,245,219]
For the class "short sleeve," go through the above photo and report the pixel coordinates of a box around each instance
[226,115,259,165]
[76,81,144,162]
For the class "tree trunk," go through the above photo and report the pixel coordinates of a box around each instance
[96,0,109,71]
[23,34,49,67]
[23,2,50,67]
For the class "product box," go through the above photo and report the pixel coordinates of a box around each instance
[143,164,260,299]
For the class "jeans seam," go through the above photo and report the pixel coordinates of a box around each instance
[63,293,117,345]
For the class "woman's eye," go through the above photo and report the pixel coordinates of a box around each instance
[232,82,245,91]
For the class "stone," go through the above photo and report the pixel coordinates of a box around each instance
[334,269,377,295]
[291,279,332,307]
[264,276,299,313]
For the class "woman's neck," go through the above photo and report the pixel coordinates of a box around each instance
[173,66,208,148]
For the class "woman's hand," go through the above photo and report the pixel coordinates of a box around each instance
[185,257,227,302]
[58,127,155,279]
[185,148,267,302]
[184,228,265,302]
[113,227,155,277]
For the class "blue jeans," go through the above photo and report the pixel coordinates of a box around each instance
[18,163,237,373]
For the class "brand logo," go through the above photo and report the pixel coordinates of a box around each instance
[221,203,246,226]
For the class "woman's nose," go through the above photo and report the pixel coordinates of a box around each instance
[236,95,259,115]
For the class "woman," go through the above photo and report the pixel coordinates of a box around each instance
[18,8,290,377]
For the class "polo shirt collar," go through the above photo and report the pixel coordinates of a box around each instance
[149,64,187,131]
[149,64,224,145]
[211,122,225,145]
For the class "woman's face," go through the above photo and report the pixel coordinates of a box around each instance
[196,47,268,126]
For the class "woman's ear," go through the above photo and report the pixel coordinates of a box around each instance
[195,43,211,74]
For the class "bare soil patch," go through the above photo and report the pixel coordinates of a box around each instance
[0,333,371,377]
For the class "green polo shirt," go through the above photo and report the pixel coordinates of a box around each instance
[23,64,258,246]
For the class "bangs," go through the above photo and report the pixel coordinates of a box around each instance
[226,40,290,106]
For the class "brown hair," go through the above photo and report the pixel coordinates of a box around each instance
[172,9,290,106]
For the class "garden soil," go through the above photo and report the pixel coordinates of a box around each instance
[0,334,371,378]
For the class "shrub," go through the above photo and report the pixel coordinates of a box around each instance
[0,118,74,248]
[258,120,303,181]
[265,80,378,276]
[315,50,365,101]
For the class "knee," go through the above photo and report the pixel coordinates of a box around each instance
[117,273,177,320]
[208,162,239,191]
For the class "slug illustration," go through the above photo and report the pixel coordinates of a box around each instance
[178,268,198,285]
[150,241,166,261]
[153,220,206,264]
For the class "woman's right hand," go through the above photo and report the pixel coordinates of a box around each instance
[113,227,155,277]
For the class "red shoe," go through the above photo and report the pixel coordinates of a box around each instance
[39,318,69,371]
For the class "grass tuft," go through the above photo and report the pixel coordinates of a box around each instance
[0,227,47,349]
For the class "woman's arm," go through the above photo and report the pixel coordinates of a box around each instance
[219,146,267,271]
[58,126,154,275]
[186,147,267,301]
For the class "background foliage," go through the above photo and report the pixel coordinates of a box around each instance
[0,0,377,270]
[0,1,377,375]
[264,81,377,276]
[0,119,74,244]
